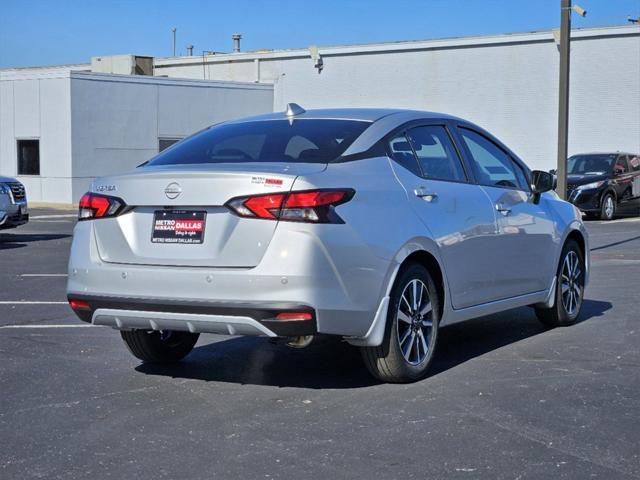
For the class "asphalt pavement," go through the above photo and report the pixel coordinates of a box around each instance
[1,208,639,479]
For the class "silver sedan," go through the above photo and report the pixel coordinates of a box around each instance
[67,105,589,383]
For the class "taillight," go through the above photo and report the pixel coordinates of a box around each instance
[275,312,313,321]
[78,192,127,221]
[69,299,91,310]
[226,189,354,223]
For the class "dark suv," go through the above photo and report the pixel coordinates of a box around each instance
[566,152,640,220]
[0,176,28,230]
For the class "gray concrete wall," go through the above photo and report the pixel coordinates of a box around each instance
[69,72,274,201]
[155,26,640,172]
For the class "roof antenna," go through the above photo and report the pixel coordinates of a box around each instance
[285,103,305,117]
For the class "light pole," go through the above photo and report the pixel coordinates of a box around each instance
[171,27,177,57]
[556,0,586,199]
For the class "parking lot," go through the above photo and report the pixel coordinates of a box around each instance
[1,207,639,479]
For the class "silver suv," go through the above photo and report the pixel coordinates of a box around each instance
[0,176,28,230]
[67,106,589,383]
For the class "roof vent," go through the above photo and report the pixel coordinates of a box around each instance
[285,103,305,117]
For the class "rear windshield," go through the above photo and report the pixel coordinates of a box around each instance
[568,155,616,175]
[147,119,371,166]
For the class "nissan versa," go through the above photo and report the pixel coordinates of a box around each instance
[67,105,589,383]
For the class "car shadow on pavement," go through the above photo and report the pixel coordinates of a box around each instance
[590,235,640,251]
[137,335,379,389]
[0,233,71,244]
[0,241,26,250]
[0,233,70,250]
[428,299,611,376]
[136,299,612,389]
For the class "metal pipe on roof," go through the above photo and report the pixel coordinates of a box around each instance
[232,33,242,53]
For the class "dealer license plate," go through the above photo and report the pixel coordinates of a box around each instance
[151,210,206,244]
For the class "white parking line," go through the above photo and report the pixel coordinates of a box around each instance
[594,217,640,225]
[0,301,68,305]
[29,214,77,219]
[0,324,100,329]
[20,274,68,277]
[30,220,75,223]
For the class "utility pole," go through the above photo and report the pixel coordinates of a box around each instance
[171,27,177,57]
[556,0,586,199]
[556,0,571,200]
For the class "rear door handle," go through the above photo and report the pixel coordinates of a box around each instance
[495,203,511,216]
[414,187,438,202]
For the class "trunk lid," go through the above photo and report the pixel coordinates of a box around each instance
[91,163,325,267]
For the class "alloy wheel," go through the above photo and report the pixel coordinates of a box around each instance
[561,250,583,316]
[604,196,614,219]
[396,279,434,365]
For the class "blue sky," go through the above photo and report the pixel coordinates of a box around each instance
[1,0,638,68]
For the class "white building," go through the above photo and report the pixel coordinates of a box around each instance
[155,25,640,173]
[0,25,638,203]
[0,68,273,203]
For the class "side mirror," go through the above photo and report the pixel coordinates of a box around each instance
[531,170,554,199]
[549,169,557,175]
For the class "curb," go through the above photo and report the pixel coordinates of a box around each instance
[29,202,77,211]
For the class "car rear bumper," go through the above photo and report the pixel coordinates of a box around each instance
[68,294,317,337]
[67,220,390,337]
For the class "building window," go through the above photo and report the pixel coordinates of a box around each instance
[17,139,40,175]
[159,138,182,152]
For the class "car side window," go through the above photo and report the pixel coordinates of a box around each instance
[405,126,467,182]
[388,134,422,177]
[458,128,526,190]
[614,156,629,175]
[512,161,531,191]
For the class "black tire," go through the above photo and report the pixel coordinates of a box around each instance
[600,193,615,220]
[535,239,585,327]
[361,264,440,383]
[120,330,199,363]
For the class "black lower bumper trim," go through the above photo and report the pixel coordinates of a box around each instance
[67,294,317,337]
[0,213,29,229]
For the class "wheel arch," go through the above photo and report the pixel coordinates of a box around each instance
[387,237,450,323]
[398,250,446,320]
[566,229,586,257]
[561,223,590,287]
[602,187,617,203]
[345,239,449,347]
